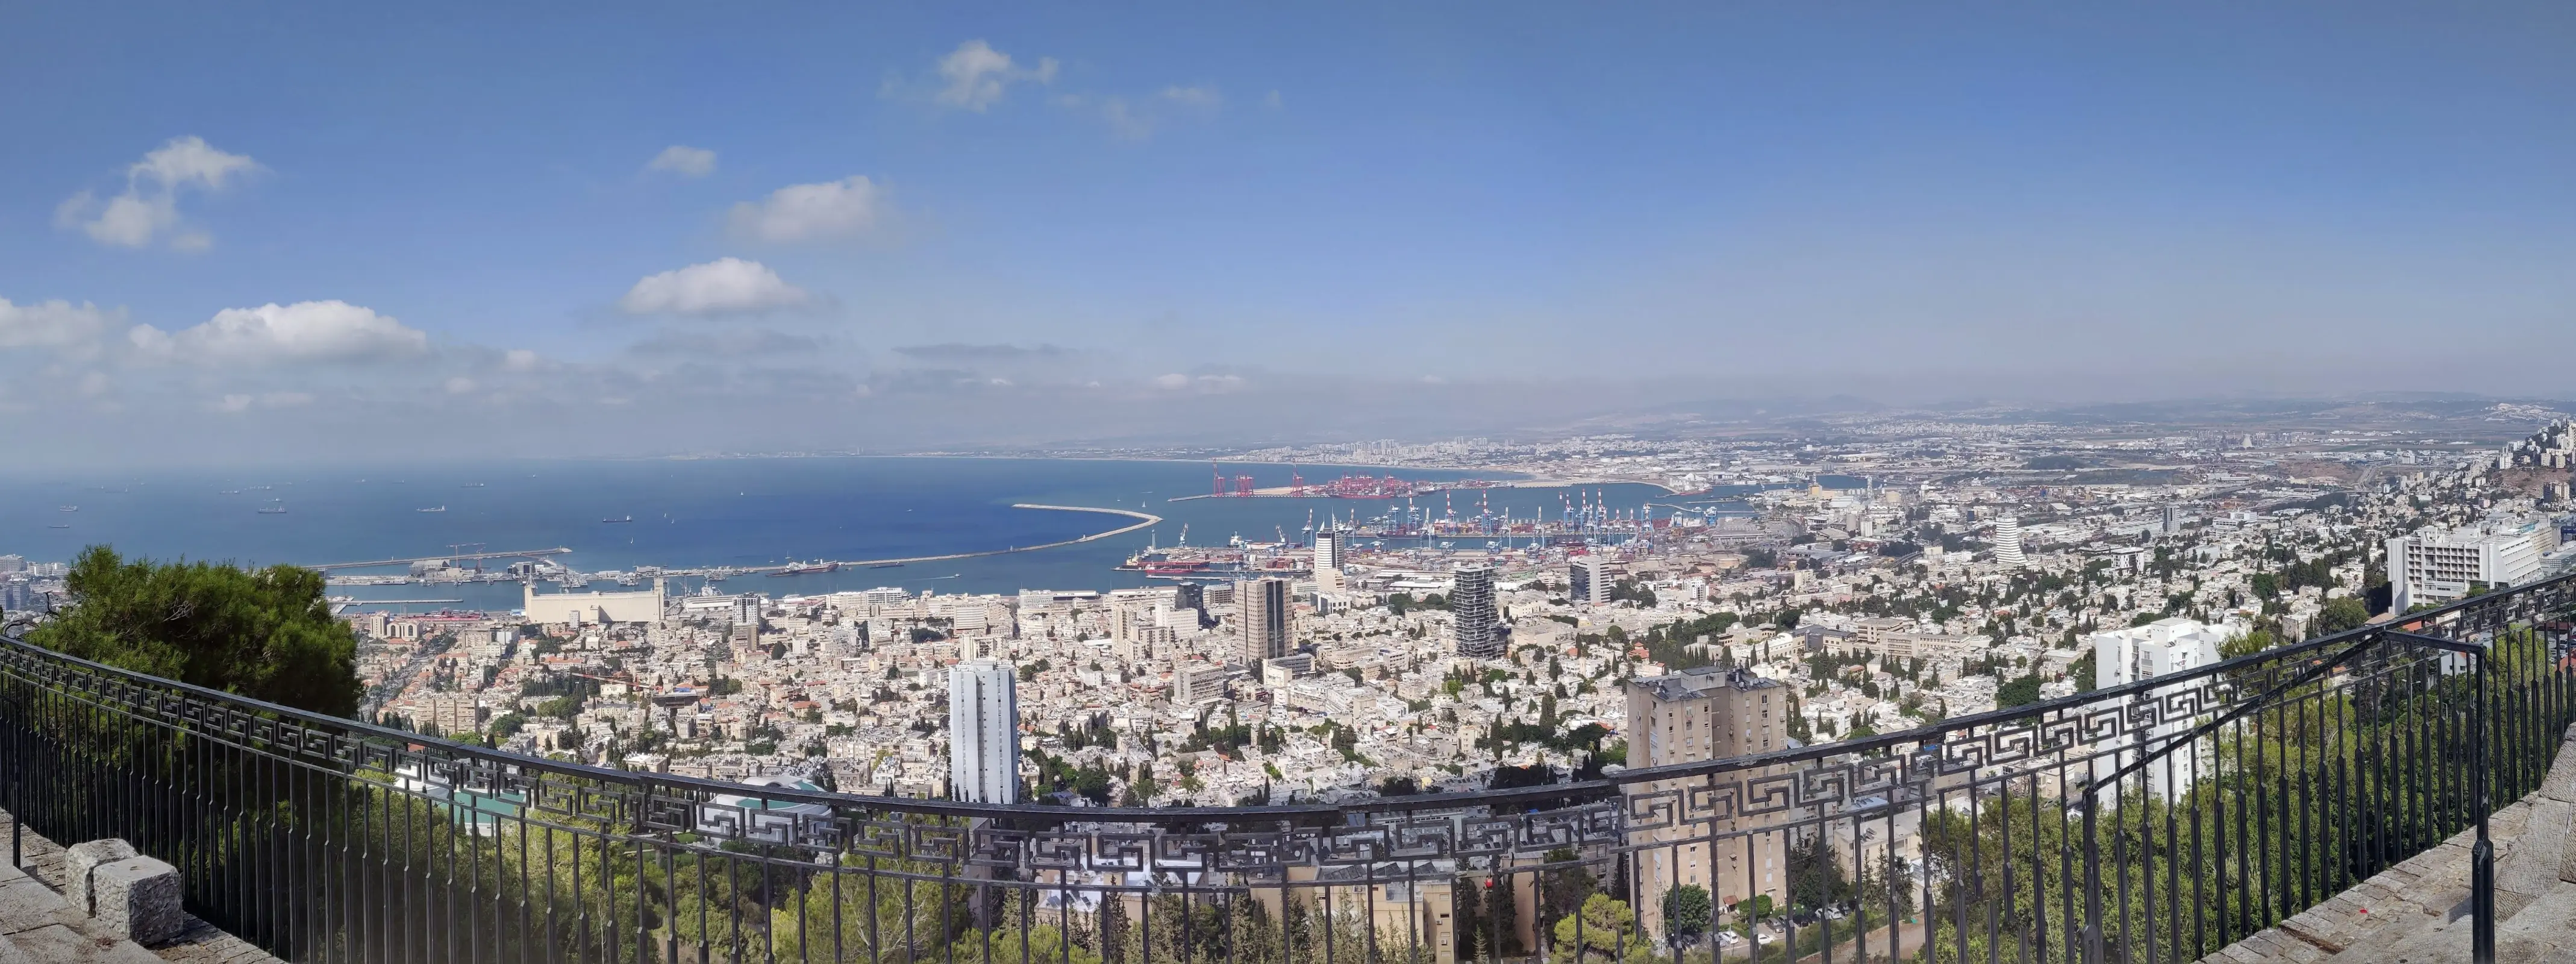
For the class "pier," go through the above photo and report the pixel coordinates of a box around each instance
[316,505,1159,587]
[310,546,572,571]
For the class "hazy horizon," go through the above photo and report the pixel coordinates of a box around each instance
[5,4,2574,466]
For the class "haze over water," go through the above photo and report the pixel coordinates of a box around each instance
[0,457,1710,610]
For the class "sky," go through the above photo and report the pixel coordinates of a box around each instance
[2,3,2574,464]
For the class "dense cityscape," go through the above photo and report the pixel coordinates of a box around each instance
[146,408,2548,835]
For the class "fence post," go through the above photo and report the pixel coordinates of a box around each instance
[2080,796,2104,964]
[2471,648,2495,964]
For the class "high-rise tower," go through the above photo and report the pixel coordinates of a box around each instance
[1569,554,1608,607]
[1311,528,1345,594]
[1993,516,2027,570]
[947,660,1018,804]
[1239,577,1291,665]
[1451,563,1504,659]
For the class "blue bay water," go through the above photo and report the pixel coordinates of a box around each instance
[0,458,1694,612]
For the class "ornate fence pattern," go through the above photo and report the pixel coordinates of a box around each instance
[2,577,2572,963]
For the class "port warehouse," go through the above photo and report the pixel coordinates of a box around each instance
[523,580,666,625]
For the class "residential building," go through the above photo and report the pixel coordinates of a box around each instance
[2087,617,2231,806]
[1624,665,1789,937]
[1174,662,1229,705]
[1993,516,2026,569]
[1450,563,1503,659]
[947,660,1018,804]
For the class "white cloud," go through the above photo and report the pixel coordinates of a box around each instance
[728,177,885,243]
[445,376,478,394]
[921,40,1058,111]
[56,136,260,250]
[214,391,314,413]
[645,145,717,177]
[1161,86,1223,108]
[130,301,430,366]
[1153,373,1246,392]
[1056,86,1223,140]
[0,298,118,350]
[618,258,811,316]
[503,348,540,371]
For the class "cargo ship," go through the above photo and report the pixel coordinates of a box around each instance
[771,560,839,577]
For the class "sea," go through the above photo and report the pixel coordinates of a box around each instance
[0,457,1761,613]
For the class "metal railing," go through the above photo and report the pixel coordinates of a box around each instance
[1,577,2571,964]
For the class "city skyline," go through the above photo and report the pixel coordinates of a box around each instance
[4,5,2575,466]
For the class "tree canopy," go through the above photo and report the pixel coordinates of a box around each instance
[27,546,361,717]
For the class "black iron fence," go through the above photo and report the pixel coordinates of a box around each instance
[2,577,2572,964]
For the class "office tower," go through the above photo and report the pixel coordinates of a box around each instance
[1569,554,1607,607]
[1625,665,1788,936]
[1992,516,2026,570]
[2087,618,2228,805]
[947,660,1018,804]
[2161,504,2180,535]
[1239,577,1291,666]
[1312,528,1345,594]
[1450,563,1504,659]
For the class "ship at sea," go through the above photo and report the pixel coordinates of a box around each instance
[771,560,839,577]
[257,502,288,515]
[417,506,445,513]
[602,515,633,524]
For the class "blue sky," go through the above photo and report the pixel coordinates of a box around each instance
[3,4,2573,462]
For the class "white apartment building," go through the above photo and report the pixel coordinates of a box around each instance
[2387,521,2549,613]
[946,660,1019,804]
[2087,617,2233,806]
[1992,517,2026,570]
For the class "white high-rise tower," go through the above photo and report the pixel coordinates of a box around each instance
[1993,516,2027,570]
[1312,527,1344,594]
[947,660,1018,804]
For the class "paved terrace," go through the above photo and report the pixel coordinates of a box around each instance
[0,810,278,964]
[2209,723,2576,964]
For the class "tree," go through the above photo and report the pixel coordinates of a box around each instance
[1995,674,2042,709]
[1453,875,1486,961]
[29,546,361,716]
[1662,883,1712,949]
[2220,629,2275,660]
[2316,596,2371,636]
[1491,873,1525,957]
[1550,894,1648,964]
[2068,649,2098,692]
